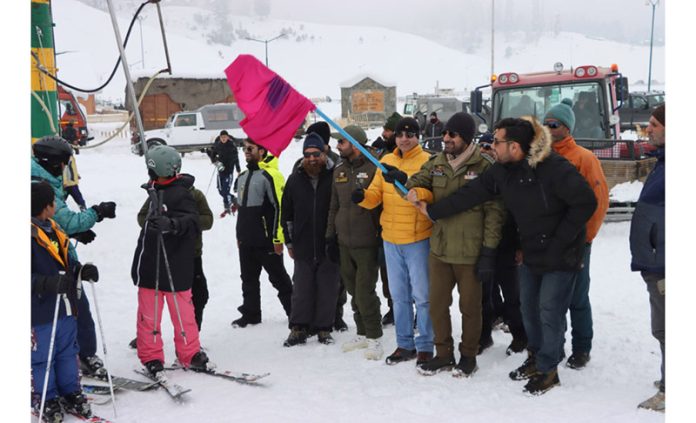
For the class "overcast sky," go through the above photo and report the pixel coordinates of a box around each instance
[227,0,666,46]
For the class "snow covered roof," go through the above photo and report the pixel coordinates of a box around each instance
[340,73,396,88]
[129,70,227,80]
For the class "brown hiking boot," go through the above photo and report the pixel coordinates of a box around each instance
[509,352,538,380]
[523,369,560,395]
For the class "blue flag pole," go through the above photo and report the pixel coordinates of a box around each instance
[314,108,408,195]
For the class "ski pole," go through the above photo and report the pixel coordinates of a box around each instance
[38,287,63,423]
[85,268,118,417]
[148,188,187,345]
[146,186,162,343]
[205,166,217,197]
[158,230,188,345]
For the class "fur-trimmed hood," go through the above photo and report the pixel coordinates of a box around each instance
[520,116,552,168]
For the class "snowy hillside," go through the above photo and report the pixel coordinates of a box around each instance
[53,0,665,103]
[24,126,664,422]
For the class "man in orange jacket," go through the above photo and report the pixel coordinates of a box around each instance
[543,99,609,370]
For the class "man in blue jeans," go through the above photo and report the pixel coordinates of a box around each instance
[415,117,596,394]
[354,117,435,366]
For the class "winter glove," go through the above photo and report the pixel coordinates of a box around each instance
[35,272,72,295]
[91,201,116,221]
[476,246,497,285]
[351,188,365,204]
[381,163,408,186]
[325,236,340,263]
[79,263,99,283]
[71,229,97,244]
[147,215,179,234]
[215,162,225,172]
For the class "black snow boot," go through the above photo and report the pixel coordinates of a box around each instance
[144,359,164,378]
[61,390,92,418]
[453,356,478,378]
[283,326,308,347]
[36,397,63,423]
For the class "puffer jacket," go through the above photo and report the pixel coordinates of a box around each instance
[360,145,432,244]
[408,147,505,264]
[630,148,665,274]
[31,158,98,238]
[236,158,285,248]
[427,118,597,274]
[326,154,381,248]
[281,165,334,261]
[131,174,200,291]
[31,218,79,326]
[138,186,213,258]
[552,136,609,242]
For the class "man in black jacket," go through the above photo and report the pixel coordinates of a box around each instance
[232,139,293,328]
[281,133,340,346]
[413,117,597,395]
[131,145,212,377]
[210,130,241,217]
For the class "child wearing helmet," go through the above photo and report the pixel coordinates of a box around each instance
[131,145,213,376]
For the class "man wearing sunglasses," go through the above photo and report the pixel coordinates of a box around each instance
[281,133,340,347]
[544,99,609,371]
[405,112,505,378]
[231,139,293,329]
[353,117,435,367]
[413,116,597,395]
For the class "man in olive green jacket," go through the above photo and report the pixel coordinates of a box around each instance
[406,112,505,377]
[326,125,384,360]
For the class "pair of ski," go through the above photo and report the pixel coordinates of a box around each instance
[83,367,270,403]
[32,409,114,423]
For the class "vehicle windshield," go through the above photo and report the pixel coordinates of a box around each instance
[647,94,665,108]
[494,82,606,138]
[164,115,174,129]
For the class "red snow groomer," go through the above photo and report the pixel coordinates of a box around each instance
[469,63,657,190]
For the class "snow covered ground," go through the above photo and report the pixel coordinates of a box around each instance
[29,123,665,422]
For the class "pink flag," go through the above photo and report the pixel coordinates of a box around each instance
[224,55,316,157]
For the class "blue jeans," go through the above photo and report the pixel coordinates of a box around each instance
[567,243,593,353]
[519,264,576,373]
[383,239,433,353]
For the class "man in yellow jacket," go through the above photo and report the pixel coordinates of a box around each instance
[543,99,609,370]
[352,117,434,366]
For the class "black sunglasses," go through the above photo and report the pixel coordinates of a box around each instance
[303,151,322,158]
[243,146,256,152]
[543,121,562,129]
[395,131,417,139]
[441,130,460,138]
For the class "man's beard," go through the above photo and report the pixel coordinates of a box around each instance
[304,160,324,175]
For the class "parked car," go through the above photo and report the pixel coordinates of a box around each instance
[131,103,246,155]
[620,91,665,130]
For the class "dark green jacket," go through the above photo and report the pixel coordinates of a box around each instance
[138,186,213,257]
[407,147,504,264]
[326,154,381,249]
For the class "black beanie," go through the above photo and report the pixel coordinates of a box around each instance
[31,181,55,217]
[306,121,331,145]
[652,104,665,126]
[444,112,476,143]
[395,117,420,135]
